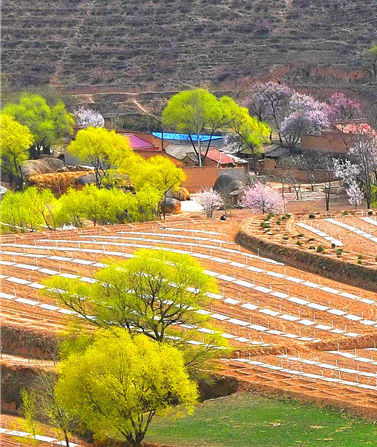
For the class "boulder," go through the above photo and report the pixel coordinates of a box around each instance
[161,198,181,214]
[166,187,190,201]
[74,173,97,186]
[22,158,64,180]
[214,174,244,197]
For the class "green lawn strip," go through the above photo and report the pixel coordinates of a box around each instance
[146,392,377,447]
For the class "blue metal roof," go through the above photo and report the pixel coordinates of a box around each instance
[152,132,223,142]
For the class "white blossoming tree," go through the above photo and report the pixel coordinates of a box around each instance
[347,181,364,209]
[74,107,105,129]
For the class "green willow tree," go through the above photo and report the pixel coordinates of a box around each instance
[2,94,74,159]
[0,114,34,189]
[365,44,377,81]
[128,155,185,218]
[162,89,231,166]
[0,187,57,233]
[223,98,270,172]
[55,329,198,447]
[67,127,136,188]
[44,249,227,372]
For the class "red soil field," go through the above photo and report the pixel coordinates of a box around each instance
[1,215,377,418]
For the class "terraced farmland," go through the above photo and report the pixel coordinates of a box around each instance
[1,216,377,421]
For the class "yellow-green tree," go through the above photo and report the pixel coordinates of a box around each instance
[55,329,198,447]
[1,187,57,233]
[2,94,74,159]
[0,114,34,190]
[162,89,230,166]
[67,127,134,187]
[45,249,216,340]
[44,249,227,371]
[223,98,270,171]
[129,155,185,217]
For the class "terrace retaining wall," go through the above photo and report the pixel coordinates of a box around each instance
[2,325,58,360]
[236,223,377,293]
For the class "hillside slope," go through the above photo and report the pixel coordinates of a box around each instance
[2,0,377,115]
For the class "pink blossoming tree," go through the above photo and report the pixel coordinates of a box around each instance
[328,92,361,122]
[281,93,330,148]
[196,188,223,218]
[246,82,293,142]
[238,183,284,214]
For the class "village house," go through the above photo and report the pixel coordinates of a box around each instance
[300,120,377,154]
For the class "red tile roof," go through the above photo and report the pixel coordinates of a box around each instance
[120,133,159,151]
[334,123,377,139]
[202,148,246,165]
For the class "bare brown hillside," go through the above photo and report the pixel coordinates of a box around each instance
[2,0,377,115]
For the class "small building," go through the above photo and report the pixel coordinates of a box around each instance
[165,144,247,168]
[65,132,161,165]
[300,121,377,154]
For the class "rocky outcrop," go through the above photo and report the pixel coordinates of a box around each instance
[166,187,190,201]
[22,158,64,180]
[161,198,181,214]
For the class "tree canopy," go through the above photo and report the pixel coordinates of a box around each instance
[0,114,34,189]
[44,249,227,372]
[128,155,185,217]
[0,187,57,233]
[2,94,74,158]
[67,127,135,187]
[44,248,217,341]
[222,97,270,170]
[55,329,198,446]
[365,44,377,81]
[162,89,230,166]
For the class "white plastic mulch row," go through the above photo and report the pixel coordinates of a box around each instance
[361,217,377,227]
[157,227,221,235]
[0,427,78,446]
[1,249,368,340]
[37,234,374,307]
[117,231,227,244]
[233,358,377,391]
[2,241,374,334]
[296,223,343,246]
[277,354,377,379]
[79,233,284,266]
[0,257,269,347]
[325,218,377,243]
[328,350,377,366]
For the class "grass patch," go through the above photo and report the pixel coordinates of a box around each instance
[146,392,376,447]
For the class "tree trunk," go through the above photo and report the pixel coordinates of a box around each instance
[197,135,202,167]
[188,134,200,165]
[203,131,214,164]
[64,431,70,447]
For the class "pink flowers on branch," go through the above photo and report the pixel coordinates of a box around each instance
[196,188,223,218]
[238,183,284,214]
[249,83,362,149]
[74,107,105,129]
[281,93,330,148]
[328,92,361,122]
